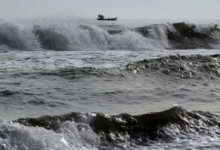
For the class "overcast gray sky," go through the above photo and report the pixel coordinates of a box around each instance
[0,0,219,19]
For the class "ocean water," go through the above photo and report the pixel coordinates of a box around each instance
[0,18,220,149]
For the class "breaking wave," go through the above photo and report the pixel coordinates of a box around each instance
[0,20,219,51]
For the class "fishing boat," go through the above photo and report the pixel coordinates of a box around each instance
[97,14,117,21]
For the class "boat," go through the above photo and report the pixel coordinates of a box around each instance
[97,14,117,21]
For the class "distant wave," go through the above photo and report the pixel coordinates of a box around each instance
[13,106,220,146]
[0,20,219,51]
[134,22,220,49]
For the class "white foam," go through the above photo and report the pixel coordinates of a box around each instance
[0,120,98,150]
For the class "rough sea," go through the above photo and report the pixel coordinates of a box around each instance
[0,18,220,149]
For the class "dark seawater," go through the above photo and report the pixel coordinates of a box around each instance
[0,18,220,149]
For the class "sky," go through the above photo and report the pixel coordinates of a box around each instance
[0,0,219,19]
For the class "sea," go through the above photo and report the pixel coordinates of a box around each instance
[0,17,220,150]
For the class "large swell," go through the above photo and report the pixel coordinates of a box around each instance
[0,19,220,51]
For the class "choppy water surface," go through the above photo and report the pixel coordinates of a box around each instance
[0,18,220,149]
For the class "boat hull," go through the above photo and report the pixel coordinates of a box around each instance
[97,18,117,21]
